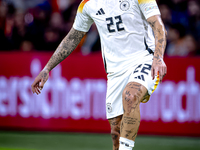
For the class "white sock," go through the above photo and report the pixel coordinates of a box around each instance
[119,137,135,150]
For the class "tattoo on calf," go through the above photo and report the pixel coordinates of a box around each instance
[125,129,132,138]
[111,121,119,126]
[132,125,140,139]
[120,122,124,133]
[112,133,118,141]
[132,133,137,139]
[124,117,137,125]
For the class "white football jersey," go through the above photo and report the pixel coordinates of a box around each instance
[73,0,160,73]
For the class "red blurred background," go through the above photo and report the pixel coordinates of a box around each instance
[0,52,200,136]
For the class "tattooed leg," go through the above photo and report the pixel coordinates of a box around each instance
[120,82,148,142]
[108,115,122,150]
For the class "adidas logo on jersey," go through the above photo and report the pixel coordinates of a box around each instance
[134,75,145,81]
[96,8,105,15]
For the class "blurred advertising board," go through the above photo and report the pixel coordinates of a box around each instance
[0,52,200,136]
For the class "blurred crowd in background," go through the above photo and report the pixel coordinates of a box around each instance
[0,0,200,56]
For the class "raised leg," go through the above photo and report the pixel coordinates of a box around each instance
[120,82,148,144]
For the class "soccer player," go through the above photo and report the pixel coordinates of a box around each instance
[31,0,167,149]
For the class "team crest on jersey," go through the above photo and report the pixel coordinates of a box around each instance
[120,0,130,11]
[106,103,112,113]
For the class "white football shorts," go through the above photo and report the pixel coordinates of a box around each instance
[106,53,159,119]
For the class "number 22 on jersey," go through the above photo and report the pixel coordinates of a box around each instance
[106,15,125,33]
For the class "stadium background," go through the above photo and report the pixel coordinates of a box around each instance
[0,0,200,149]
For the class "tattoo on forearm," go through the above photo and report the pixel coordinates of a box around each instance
[46,28,86,71]
[148,20,156,28]
[158,38,164,44]
[148,16,166,60]
[42,72,48,83]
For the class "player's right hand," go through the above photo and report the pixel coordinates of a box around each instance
[31,69,49,95]
[151,56,167,83]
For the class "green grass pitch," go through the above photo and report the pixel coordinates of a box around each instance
[0,131,200,150]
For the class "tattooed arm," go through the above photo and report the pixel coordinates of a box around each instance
[31,28,86,94]
[147,15,167,82]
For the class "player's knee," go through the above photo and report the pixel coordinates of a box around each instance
[123,89,139,104]
[122,89,140,114]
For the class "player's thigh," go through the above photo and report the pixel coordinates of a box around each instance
[128,61,159,103]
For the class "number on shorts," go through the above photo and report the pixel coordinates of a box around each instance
[133,64,151,81]
[133,64,142,73]
[141,64,151,75]
[134,64,151,75]
[133,64,152,81]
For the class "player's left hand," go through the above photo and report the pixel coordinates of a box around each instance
[151,56,167,83]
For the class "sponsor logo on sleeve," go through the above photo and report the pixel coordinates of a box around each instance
[145,5,158,11]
